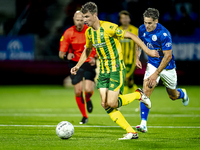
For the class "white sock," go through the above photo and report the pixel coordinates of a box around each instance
[141,120,147,127]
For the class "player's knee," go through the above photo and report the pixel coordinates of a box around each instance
[101,102,107,109]
[84,87,93,94]
[107,101,117,108]
[84,80,94,93]
[143,88,149,96]
[74,90,82,97]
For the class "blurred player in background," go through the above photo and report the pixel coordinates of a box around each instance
[119,10,140,112]
[71,2,159,140]
[59,11,97,124]
[135,8,189,133]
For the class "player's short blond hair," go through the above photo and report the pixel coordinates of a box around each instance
[81,2,98,15]
[143,8,159,21]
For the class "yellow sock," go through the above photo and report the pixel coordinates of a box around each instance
[118,91,141,107]
[106,108,136,133]
[123,86,129,95]
[130,84,138,93]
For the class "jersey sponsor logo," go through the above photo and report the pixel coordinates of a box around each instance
[120,39,131,43]
[92,42,107,48]
[165,42,172,47]
[152,35,157,41]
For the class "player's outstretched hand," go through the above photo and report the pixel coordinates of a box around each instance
[149,50,159,58]
[71,66,79,75]
[136,59,142,69]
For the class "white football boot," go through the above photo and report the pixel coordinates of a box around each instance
[181,89,189,106]
[136,125,148,133]
[118,132,138,140]
[136,88,151,109]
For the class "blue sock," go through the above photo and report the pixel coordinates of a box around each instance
[177,88,185,99]
[140,102,149,121]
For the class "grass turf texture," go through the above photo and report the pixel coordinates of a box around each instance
[0,85,200,150]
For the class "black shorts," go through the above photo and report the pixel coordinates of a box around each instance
[69,60,96,85]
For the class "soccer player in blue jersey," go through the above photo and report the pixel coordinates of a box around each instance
[135,8,189,133]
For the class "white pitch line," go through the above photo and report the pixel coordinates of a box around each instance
[0,113,199,117]
[0,124,200,128]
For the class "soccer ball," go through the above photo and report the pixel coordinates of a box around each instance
[56,121,74,139]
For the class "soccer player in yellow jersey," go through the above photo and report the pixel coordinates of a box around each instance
[119,10,138,97]
[71,2,159,140]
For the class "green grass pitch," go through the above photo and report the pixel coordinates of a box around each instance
[0,85,200,150]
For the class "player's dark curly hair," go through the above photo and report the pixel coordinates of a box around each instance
[119,10,130,17]
[143,8,159,20]
[81,2,98,15]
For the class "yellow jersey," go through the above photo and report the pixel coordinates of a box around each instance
[85,21,126,74]
[119,24,138,78]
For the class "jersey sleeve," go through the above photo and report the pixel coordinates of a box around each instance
[160,32,172,50]
[59,31,70,52]
[138,27,143,39]
[85,28,93,49]
[105,22,125,39]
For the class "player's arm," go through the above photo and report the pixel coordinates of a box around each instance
[88,48,97,66]
[70,46,93,75]
[59,51,74,60]
[71,28,93,75]
[156,50,172,74]
[124,31,159,58]
[135,44,142,69]
[148,50,172,88]
[59,33,74,60]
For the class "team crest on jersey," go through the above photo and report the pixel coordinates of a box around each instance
[152,35,157,41]
[100,32,104,39]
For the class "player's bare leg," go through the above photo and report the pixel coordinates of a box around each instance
[143,78,156,98]
[166,88,189,106]
[74,81,83,97]
[136,79,156,133]
[166,88,180,100]
[84,80,94,113]
[99,88,108,109]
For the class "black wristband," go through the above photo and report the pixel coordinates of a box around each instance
[63,54,67,60]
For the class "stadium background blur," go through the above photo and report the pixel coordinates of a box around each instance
[0,0,200,85]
